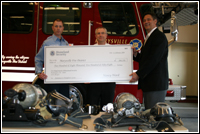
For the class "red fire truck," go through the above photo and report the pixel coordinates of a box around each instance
[2,2,190,106]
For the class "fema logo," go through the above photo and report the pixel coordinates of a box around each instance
[50,51,55,56]
[129,39,143,51]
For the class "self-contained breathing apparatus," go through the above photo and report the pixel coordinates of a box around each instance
[94,92,183,132]
[2,84,184,132]
[2,83,90,129]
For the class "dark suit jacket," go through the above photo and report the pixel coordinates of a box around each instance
[133,28,169,92]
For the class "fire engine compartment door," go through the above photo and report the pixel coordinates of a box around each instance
[37,2,94,50]
[37,2,140,47]
[92,2,140,45]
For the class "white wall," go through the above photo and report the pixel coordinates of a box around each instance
[160,24,198,96]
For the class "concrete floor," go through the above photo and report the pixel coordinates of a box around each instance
[165,100,199,132]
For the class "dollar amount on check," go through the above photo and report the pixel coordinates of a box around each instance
[44,45,133,83]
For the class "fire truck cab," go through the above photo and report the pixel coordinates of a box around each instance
[2,2,189,105]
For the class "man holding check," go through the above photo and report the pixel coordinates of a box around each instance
[129,12,169,110]
[87,27,116,110]
[35,19,70,98]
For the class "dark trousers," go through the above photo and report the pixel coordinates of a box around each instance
[143,90,167,110]
[44,84,69,98]
[87,83,116,109]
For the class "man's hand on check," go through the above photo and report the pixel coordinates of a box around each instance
[38,72,48,80]
[131,46,138,57]
[129,72,139,83]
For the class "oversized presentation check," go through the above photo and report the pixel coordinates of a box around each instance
[44,45,133,84]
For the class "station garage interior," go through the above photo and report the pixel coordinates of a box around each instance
[164,100,198,132]
[156,2,199,132]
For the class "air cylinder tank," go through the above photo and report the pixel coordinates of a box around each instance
[12,83,47,109]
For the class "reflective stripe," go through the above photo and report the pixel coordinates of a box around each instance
[2,72,36,82]
[2,66,35,71]
[116,82,138,85]
[2,67,138,84]
[2,72,138,84]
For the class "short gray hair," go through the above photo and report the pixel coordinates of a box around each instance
[95,27,107,34]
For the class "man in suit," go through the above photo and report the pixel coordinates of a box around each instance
[129,12,169,110]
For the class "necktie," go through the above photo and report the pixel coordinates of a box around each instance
[144,35,149,46]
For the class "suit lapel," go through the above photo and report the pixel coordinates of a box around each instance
[143,28,158,47]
